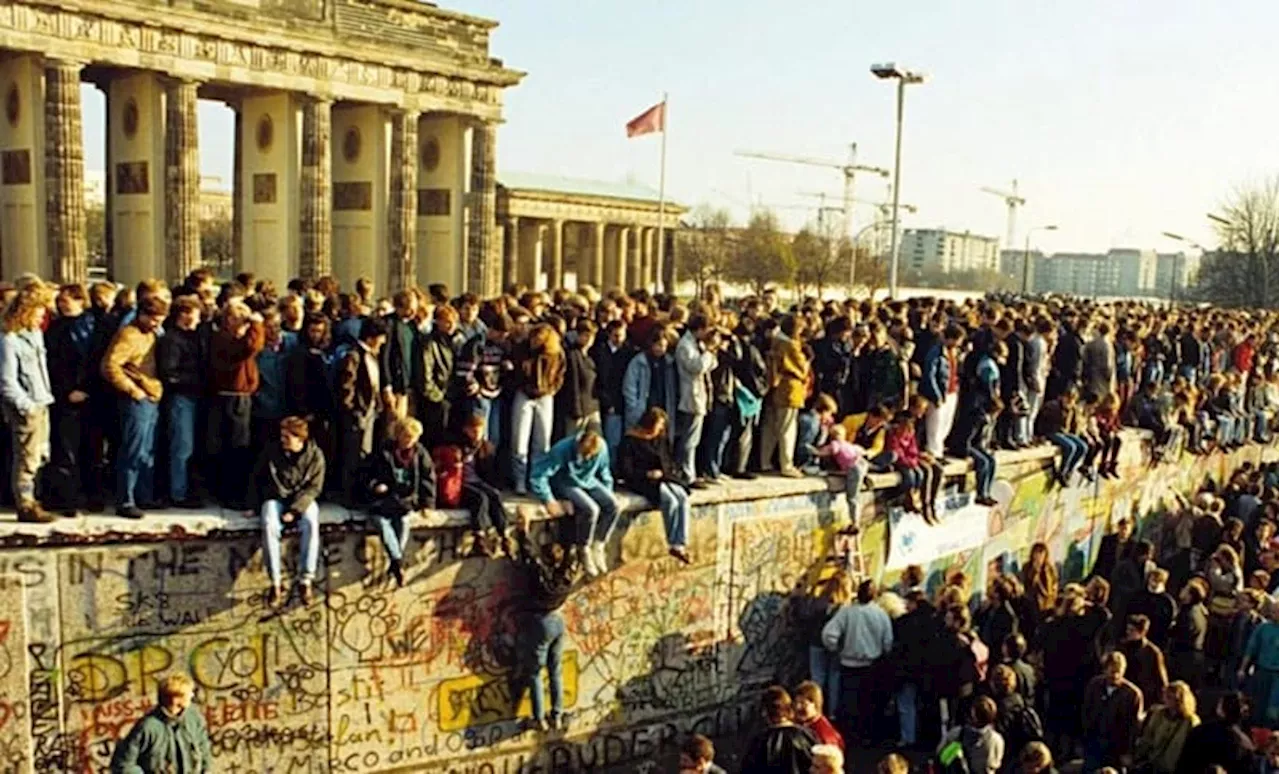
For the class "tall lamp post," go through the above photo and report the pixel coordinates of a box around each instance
[1022,224,1057,294]
[1161,231,1204,305]
[871,62,925,300]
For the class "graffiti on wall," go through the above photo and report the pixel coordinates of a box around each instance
[0,439,1265,773]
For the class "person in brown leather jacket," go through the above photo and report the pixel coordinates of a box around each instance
[336,316,388,504]
[208,300,265,508]
[509,322,565,494]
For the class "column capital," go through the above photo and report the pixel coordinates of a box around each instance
[44,56,88,72]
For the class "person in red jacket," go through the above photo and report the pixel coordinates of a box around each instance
[209,299,265,509]
[887,411,944,524]
[794,680,845,752]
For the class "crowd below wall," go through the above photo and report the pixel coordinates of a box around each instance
[0,268,1276,772]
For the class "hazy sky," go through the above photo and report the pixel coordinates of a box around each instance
[81,0,1279,255]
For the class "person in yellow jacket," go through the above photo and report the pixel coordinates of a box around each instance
[760,315,811,477]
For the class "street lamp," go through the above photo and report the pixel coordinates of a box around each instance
[1022,225,1057,294]
[871,62,926,300]
[1161,231,1205,305]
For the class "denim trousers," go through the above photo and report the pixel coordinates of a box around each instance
[675,410,704,483]
[896,681,919,745]
[602,412,623,470]
[372,510,411,562]
[969,447,995,497]
[562,485,619,546]
[519,611,566,722]
[808,645,842,716]
[165,394,198,501]
[510,392,554,493]
[461,480,508,533]
[697,403,733,479]
[1049,432,1088,477]
[261,499,320,586]
[656,482,690,548]
[117,398,159,508]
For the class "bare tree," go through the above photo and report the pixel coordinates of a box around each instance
[793,226,842,298]
[676,206,733,300]
[725,209,794,296]
[851,241,888,299]
[1196,176,1278,309]
[201,214,234,277]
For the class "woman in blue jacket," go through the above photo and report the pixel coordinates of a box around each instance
[530,429,619,579]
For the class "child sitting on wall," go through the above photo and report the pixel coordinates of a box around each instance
[886,411,943,525]
[810,423,867,527]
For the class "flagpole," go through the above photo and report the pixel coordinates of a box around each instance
[656,92,668,294]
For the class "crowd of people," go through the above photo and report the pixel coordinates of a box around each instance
[777,458,1279,774]
[1,268,1275,773]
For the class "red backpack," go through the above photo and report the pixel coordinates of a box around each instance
[432,445,464,508]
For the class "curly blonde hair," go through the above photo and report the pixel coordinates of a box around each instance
[2,284,52,332]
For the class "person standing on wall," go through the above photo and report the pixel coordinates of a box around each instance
[509,505,580,733]
[101,295,169,520]
[920,323,965,459]
[760,314,810,478]
[674,314,718,488]
[0,284,56,523]
[208,299,265,510]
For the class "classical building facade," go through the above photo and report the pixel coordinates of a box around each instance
[0,0,521,293]
[496,172,684,293]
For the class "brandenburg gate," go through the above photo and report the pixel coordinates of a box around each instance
[0,0,522,294]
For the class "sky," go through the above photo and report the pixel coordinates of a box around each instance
[81,0,1279,256]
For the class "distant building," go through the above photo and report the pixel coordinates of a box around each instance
[1029,248,1157,298]
[1153,251,1201,300]
[1000,248,1044,291]
[83,170,232,221]
[901,228,1000,274]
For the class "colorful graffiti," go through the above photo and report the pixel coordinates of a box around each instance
[0,437,1266,773]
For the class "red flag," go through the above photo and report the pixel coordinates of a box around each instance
[626,101,665,138]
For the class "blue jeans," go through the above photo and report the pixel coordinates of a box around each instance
[808,645,841,716]
[520,611,565,722]
[511,393,554,494]
[969,447,995,498]
[261,499,320,586]
[165,394,198,501]
[657,482,690,548]
[1049,432,1088,478]
[896,681,919,745]
[675,410,704,483]
[117,398,159,508]
[373,512,410,562]
[562,485,619,546]
[697,403,733,479]
[602,412,623,470]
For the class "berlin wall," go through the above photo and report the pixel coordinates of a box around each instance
[0,435,1267,774]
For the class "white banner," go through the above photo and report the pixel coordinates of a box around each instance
[886,491,992,571]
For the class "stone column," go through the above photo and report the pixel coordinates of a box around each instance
[299,97,332,279]
[547,219,564,291]
[615,226,630,291]
[591,222,605,290]
[231,102,243,272]
[44,59,88,283]
[387,108,419,291]
[164,78,200,284]
[504,216,520,290]
[467,121,499,296]
[640,227,653,290]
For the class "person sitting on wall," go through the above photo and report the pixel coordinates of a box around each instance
[529,429,619,579]
[509,505,580,734]
[109,673,212,774]
[253,416,326,607]
[617,406,694,565]
[366,416,436,588]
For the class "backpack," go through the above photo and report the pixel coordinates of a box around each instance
[935,726,980,774]
[999,700,1044,751]
[432,445,463,509]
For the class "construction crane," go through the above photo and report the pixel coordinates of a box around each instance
[981,179,1025,249]
[734,143,890,242]
[796,191,919,216]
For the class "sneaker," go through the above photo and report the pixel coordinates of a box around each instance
[579,544,601,578]
[591,541,608,574]
[779,468,805,479]
[115,505,145,520]
[549,711,569,731]
[299,581,314,606]
[17,501,55,524]
[668,546,692,565]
